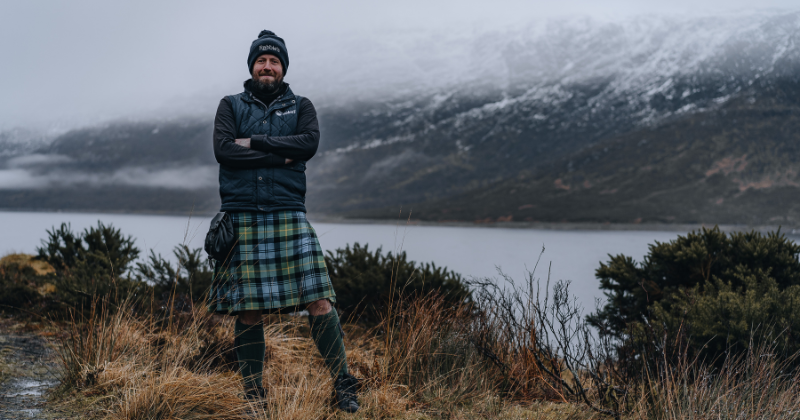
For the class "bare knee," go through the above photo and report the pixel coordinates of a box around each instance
[307,299,332,316]
[238,310,262,325]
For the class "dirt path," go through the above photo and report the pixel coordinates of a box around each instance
[0,319,69,420]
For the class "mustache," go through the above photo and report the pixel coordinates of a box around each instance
[258,70,277,76]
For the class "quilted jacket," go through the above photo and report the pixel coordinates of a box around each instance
[215,84,314,213]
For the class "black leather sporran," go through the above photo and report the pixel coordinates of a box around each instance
[204,212,235,261]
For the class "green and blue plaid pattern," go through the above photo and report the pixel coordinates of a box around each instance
[208,211,336,314]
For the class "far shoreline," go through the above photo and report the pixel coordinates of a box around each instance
[310,215,798,234]
[2,208,797,235]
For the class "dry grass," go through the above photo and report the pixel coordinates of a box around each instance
[631,343,800,420]
[109,367,246,420]
[50,294,595,420]
[380,296,506,413]
[55,299,251,419]
[0,253,55,276]
[49,293,800,420]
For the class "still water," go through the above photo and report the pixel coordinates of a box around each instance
[0,211,687,308]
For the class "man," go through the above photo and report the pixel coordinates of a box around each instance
[209,30,359,413]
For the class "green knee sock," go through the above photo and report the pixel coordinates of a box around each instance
[234,320,265,389]
[308,310,349,378]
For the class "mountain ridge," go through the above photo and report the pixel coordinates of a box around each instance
[1,12,800,225]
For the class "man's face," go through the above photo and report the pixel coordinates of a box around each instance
[251,54,283,86]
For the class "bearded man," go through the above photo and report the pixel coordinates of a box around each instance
[209,30,359,413]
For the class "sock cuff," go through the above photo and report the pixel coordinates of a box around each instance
[235,320,265,339]
[308,310,339,330]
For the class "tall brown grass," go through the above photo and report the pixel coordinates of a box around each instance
[51,290,800,419]
[56,299,250,419]
[632,342,800,419]
[52,291,559,419]
[378,295,504,415]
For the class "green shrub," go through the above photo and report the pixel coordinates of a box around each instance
[39,222,140,277]
[588,226,800,363]
[651,268,800,361]
[33,223,470,323]
[37,222,142,308]
[325,242,470,324]
[134,244,213,299]
[588,226,800,338]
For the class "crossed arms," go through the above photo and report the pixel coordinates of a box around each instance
[213,97,321,169]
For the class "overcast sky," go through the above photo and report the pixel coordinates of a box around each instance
[1,0,799,130]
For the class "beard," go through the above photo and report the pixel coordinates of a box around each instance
[251,72,284,95]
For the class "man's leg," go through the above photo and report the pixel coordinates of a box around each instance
[307,299,348,377]
[235,310,265,392]
[307,299,359,413]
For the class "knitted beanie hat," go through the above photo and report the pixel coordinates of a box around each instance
[247,30,289,75]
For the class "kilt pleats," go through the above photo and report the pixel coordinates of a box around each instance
[207,211,336,315]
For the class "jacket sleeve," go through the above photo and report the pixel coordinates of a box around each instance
[213,97,286,169]
[249,97,320,161]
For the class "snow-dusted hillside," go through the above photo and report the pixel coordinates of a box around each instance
[2,11,800,223]
[315,11,800,151]
[303,12,800,216]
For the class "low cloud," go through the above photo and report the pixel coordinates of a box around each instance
[7,154,73,168]
[0,169,49,189]
[0,165,217,190]
[109,166,218,189]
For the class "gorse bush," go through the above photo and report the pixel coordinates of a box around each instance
[324,242,471,324]
[39,222,140,281]
[134,245,213,300]
[27,223,467,324]
[651,271,800,361]
[37,222,142,307]
[589,226,800,362]
[33,221,212,313]
[589,226,800,335]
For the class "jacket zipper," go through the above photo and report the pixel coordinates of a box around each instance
[250,93,285,112]
[249,93,286,211]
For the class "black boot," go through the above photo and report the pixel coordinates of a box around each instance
[333,373,360,413]
[243,386,267,418]
[245,385,268,402]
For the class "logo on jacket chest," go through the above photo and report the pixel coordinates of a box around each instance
[275,109,296,116]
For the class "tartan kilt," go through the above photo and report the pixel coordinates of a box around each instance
[207,211,336,315]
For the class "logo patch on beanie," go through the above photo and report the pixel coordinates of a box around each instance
[259,45,281,53]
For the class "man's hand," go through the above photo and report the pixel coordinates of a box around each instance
[285,158,293,164]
